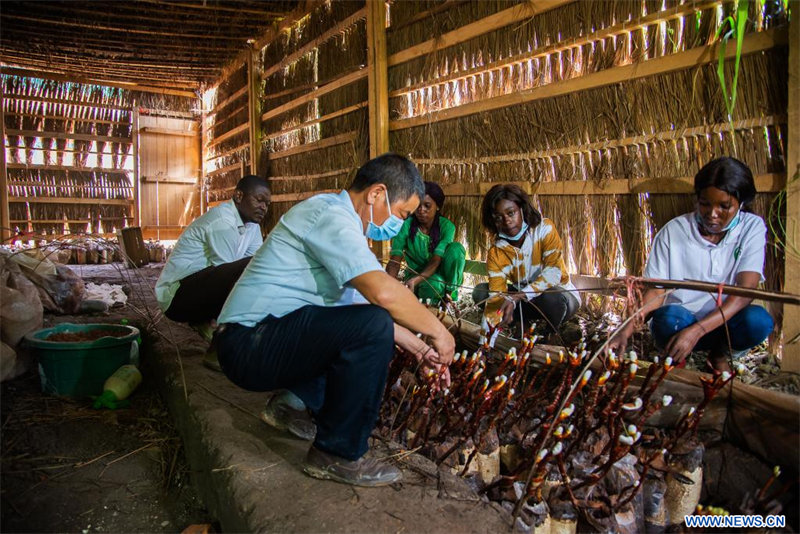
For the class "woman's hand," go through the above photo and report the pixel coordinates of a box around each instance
[404,276,423,293]
[499,297,517,326]
[664,324,705,363]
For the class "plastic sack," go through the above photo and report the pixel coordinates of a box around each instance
[0,268,44,346]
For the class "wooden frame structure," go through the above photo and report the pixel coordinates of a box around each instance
[0,0,797,368]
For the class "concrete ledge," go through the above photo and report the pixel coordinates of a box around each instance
[148,323,512,532]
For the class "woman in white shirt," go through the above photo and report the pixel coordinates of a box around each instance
[608,157,774,372]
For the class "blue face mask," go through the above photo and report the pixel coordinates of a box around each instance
[498,222,529,242]
[695,209,740,234]
[366,188,404,241]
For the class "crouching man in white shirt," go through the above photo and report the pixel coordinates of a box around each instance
[155,175,270,343]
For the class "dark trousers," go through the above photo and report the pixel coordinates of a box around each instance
[472,282,579,334]
[216,304,395,460]
[164,257,251,324]
[650,304,773,352]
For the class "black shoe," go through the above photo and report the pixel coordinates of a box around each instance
[260,394,316,441]
[303,446,403,487]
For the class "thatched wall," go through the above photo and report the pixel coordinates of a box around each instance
[204,63,252,205]
[258,1,369,230]
[383,0,788,295]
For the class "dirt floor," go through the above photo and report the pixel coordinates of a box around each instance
[1,263,214,533]
[1,371,213,533]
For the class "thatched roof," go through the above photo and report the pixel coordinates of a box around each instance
[0,0,301,91]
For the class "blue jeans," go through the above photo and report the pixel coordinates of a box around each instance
[216,304,395,460]
[650,304,773,352]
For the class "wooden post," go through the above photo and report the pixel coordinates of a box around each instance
[366,0,389,157]
[0,82,10,242]
[247,48,262,176]
[132,105,141,227]
[367,0,390,260]
[200,108,206,214]
[783,7,800,371]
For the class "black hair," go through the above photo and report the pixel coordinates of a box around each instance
[694,157,756,208]
[409,181,446,254]
[349,153,425,203]
[480,184,542,236]
[236,175,270,195]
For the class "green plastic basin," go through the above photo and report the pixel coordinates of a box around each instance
[24,323,140,397]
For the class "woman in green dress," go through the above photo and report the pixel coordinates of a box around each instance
[386,181,466,303]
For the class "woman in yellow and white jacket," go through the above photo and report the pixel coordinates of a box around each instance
[473,184,579,339]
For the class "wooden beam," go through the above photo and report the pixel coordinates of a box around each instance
[5,163,130,173]
[6,129,132,144]
[1,13,251,41]
[2,111,128,126]
[416,116,784,167]
[269,168,351,182]
[206,123,250,149]
[2,93,132,111]
[784,10,800,371]
[0,82,9,242]
[390,27,789,131]
[208,86,248,115]
[142,176,199,184]
[263,102,367,141]
[439,173,786,196]
[136,0,288,17]
[0,66,198,97]
[206,142,250,163]
[270,189,338,203]
[9,197,132,206]
[206,162,241,178]
[387,0,571,67]
[367,0,389,158]
[261,8,367,80]
[266,131,357,160]
[260,68,368,122]
[139,127,198,137]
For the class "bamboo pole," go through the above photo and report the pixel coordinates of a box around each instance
[390,27,789,131]
[626,278,800,306]
[784,8,800,371]
[0,81,9,242]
